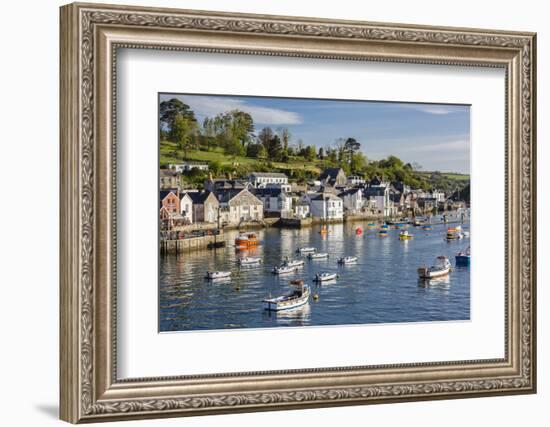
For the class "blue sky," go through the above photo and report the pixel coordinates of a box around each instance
[160,93,470,173]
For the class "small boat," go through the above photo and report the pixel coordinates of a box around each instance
[422,224,432,231]
[417,256,452,279]
[296,247,316,254]
[338,256,358,264]
[379,229,389,237]
[455,247,471,266]
[355,227,363,235]
[272,265,298,275]
[235,232,260,249]
[290,279,305,286]
[367,223,377,229]
[314,272,338,282]
[399,230,413,240]
[205,271,232,280]
[319,225,330,235]
[380,224,390,230]
[207,241,226,249]
[282,259,305,268]
[238,256,262,265]
[308,252,329,260]
[263,284,310,311]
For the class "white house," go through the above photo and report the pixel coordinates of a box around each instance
[293,200,310,219]
[308,193,344,220]
[338,188,363,213]
[430,189,446,203]
[248,172,289,188]
[253,188,293,216]
[169,162,209,173]
[179,192,194,224]
[364,186,394,217]
[347,175,366,186]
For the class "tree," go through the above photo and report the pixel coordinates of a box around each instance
[277,127,291,153]
[202,117,217,150]
[350,152,368,173]
[169,113,199,160]
[318,147,325,159]
[258,127,274,149]
[160,98,196,130]
[246,143,266,159]
[343,137,361,164]
[304,145,316,162]
[266,135,283,161]
[211,110,255,155]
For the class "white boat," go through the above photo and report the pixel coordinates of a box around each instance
[238,256,262,265]
[272,265,298,275]
[314,272,338,282]
[308,252,329,260]
[417,256,452,279]
[263,284,310,311]
[282,259,305,268]
[337,256,358,264]
[205,271,232,279]
[296,247,316,254]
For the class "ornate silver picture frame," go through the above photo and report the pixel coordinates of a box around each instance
[60,2,536,423]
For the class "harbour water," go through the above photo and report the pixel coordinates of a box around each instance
[159,218,470,332]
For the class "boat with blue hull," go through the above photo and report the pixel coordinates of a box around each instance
[455,247,471,266]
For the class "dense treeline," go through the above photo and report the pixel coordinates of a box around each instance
[159,98,468,192]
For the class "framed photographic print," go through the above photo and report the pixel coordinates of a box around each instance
[60,2,537,423]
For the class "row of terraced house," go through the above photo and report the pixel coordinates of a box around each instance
[159,166,450,230]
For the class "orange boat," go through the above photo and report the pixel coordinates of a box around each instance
[319,225,330,235]
[235,232,260,249]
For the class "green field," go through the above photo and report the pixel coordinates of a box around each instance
[160,140,322,174]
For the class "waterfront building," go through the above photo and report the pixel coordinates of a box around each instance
[319,168,347,187]
[338,188,364,213]
[184,191,219,223]
[159,169,181,190]
[159,189,180,213]
[253,187,293,217]
[248,172,289,188]
[293,200,310,219]
[308,192,344,220]
[363,186,394,217]
[216,188,264,225]
[168,162,209,173]
[179,192,194,224]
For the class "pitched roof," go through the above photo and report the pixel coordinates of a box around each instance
[319,168,345,181]
[253,187,284,197]
[311,193,342,201]
[338,188,361,197]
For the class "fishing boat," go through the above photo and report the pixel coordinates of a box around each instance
[399,230,413,240]
[272,265,298,275]
[263,284,310,311]
[337,256,358,264]
[205,271,232,280]
[238,256,262,265]
[235,232,260,249]
[446,226,464,241]
[289,279,305,286]
[417,256,452,279]
[308,252,329,260]
[314,272,338,282]
[455,247,471,266]
[296,247,316,254]
[282,259,305,268]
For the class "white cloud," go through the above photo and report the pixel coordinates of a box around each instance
[408,104,469,115]
[168,95,303,125]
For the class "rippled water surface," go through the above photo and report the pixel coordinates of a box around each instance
[159,218,470,332]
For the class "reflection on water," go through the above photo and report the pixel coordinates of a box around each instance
[160,220,471,332]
